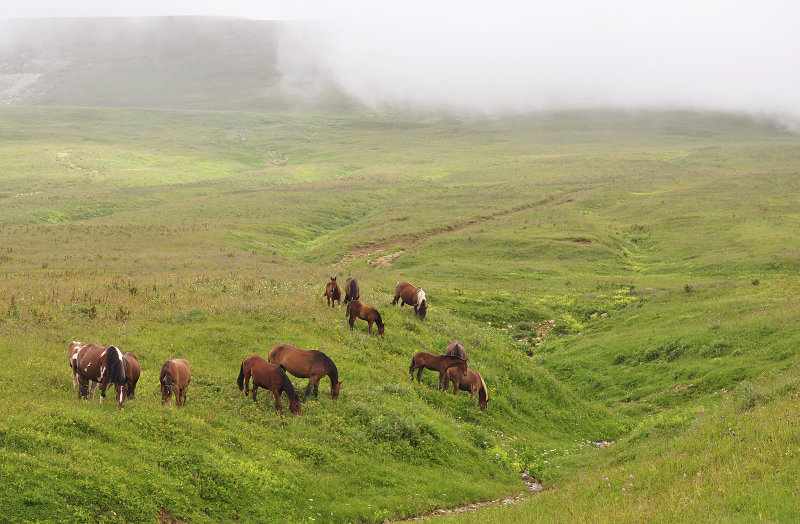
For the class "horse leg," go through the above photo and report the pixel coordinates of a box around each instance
[416,368,424,384]
[313,377,320,399]
[99,379,109,404]
[272,389,283,413]
[252,384,259,403]
[303,380,314,402]
[78,375,89,399]
[368,320,373,334]
[452,376,460,395]
[392,293,399,305]
[89,380,98,400]
[348,316,355,331]
[244,369,251,397]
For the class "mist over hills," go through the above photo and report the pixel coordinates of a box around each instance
[0,17,352,111]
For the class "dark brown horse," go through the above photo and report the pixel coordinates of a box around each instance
[446,368,489,410]
[237,355,301,414]
[347,300,385,338]
[324,277,341,307]
[392,281,427,320]
[75,344,130,408]
[160,359,191,407]
[123,352,141,399]
[409,351,467,391]
[343,277,360,316]
[268,343,342,401]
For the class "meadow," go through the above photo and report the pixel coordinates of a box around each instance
[0,106,799,522]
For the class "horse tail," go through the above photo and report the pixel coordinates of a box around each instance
[352,279,360,301]
[105,345,126,385]
[237,362,245,391]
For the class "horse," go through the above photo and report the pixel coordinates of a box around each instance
[392,281,427,320]
[75,344,130,408]
[68,341,85,388]
[347,300,385,338]
[440,340,467,390]
[160,359,191,407]
[446,368,490,411]
[323,277,341,308]
[342,277,360,316]
[237,355,302,414]
[268,343,342,401]
[123,352,141,399]
[409,351,468,391]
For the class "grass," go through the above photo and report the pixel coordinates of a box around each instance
[0,106,799,522]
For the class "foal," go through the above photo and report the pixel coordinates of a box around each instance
[237,355,302,414]
[324,277,341,307]
[160,359,191,407]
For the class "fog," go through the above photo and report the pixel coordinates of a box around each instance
[3,1,799,125]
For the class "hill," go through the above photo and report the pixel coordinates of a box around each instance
[0,17,351,111]
[1,105,799,522]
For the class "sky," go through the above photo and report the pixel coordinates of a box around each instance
[3,1,799,123]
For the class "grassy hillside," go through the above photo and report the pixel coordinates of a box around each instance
[0,106,799,522]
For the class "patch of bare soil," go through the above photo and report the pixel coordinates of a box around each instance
[368,251,404,266]
[388,474,543,522]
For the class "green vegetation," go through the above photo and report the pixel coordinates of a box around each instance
[1,106,799,522]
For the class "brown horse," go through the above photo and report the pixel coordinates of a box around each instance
[268,343,342,401]
[446,368,490,410]
[75,344,130,407]
[324,277,341,307]
[441,340,467,390]
[160,359,191,407]
[392,281,427,320]
[342,277,360,316]
[347,300,385,338]
[409,351,468,391]
[237,355,301,414]
[123,352,141,399]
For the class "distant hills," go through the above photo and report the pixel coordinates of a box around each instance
[0,17,355,111]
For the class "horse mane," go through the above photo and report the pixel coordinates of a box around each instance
[322,353,339,382]
[160,363,172,385]
[352,278,360,301]
[416,288,426,306]
[104,345,126,385]
[374,310,384,327]
[279,367,300,401]
[478,372,488,401]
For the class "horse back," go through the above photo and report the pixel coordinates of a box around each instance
[75,344,106,378]
[124,352,141,380]
[445,340,467,360]
[170,359,191,387]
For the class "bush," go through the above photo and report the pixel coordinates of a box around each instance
[733,381,766,410]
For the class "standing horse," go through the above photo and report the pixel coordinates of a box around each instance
[324,277,341,308]
[123,352,141,399]
[268,343,342,401]
[343,277,360,316]
[409,351,468,391]
[347,300,385,338]
[75,344,129,408]
[237,355,301,414]
[160,359,191,407]
[441,340,467,390]
[446,368,490,410]
[392,281,427,320]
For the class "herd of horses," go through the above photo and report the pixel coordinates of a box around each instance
[67,279,488,413]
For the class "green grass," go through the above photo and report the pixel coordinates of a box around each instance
[1,106,799,522]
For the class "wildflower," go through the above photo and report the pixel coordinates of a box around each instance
[622,487,626,491]
[697,473,701,477]
[629,474,633,479]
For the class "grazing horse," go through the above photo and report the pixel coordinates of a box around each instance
[409,351,468,391]
[392,281,427,320]
[441,340,467,390]
[237,355,301,414]
[343,277,360,316]
[347,300,385,338]
[268,343,342,401]
[68,341,85,388]
[324,277,341,308]
[446,368,490,410]
[160,359,191,407]
[75,344,129,408]
[123,352,141,399]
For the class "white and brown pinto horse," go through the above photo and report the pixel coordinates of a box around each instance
[392,281,427,320]
[74,343,132,408]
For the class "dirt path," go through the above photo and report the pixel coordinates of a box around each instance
[388,474,543,522]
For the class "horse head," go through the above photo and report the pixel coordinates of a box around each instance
[331,380,343,399]
[289,395,302,415]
